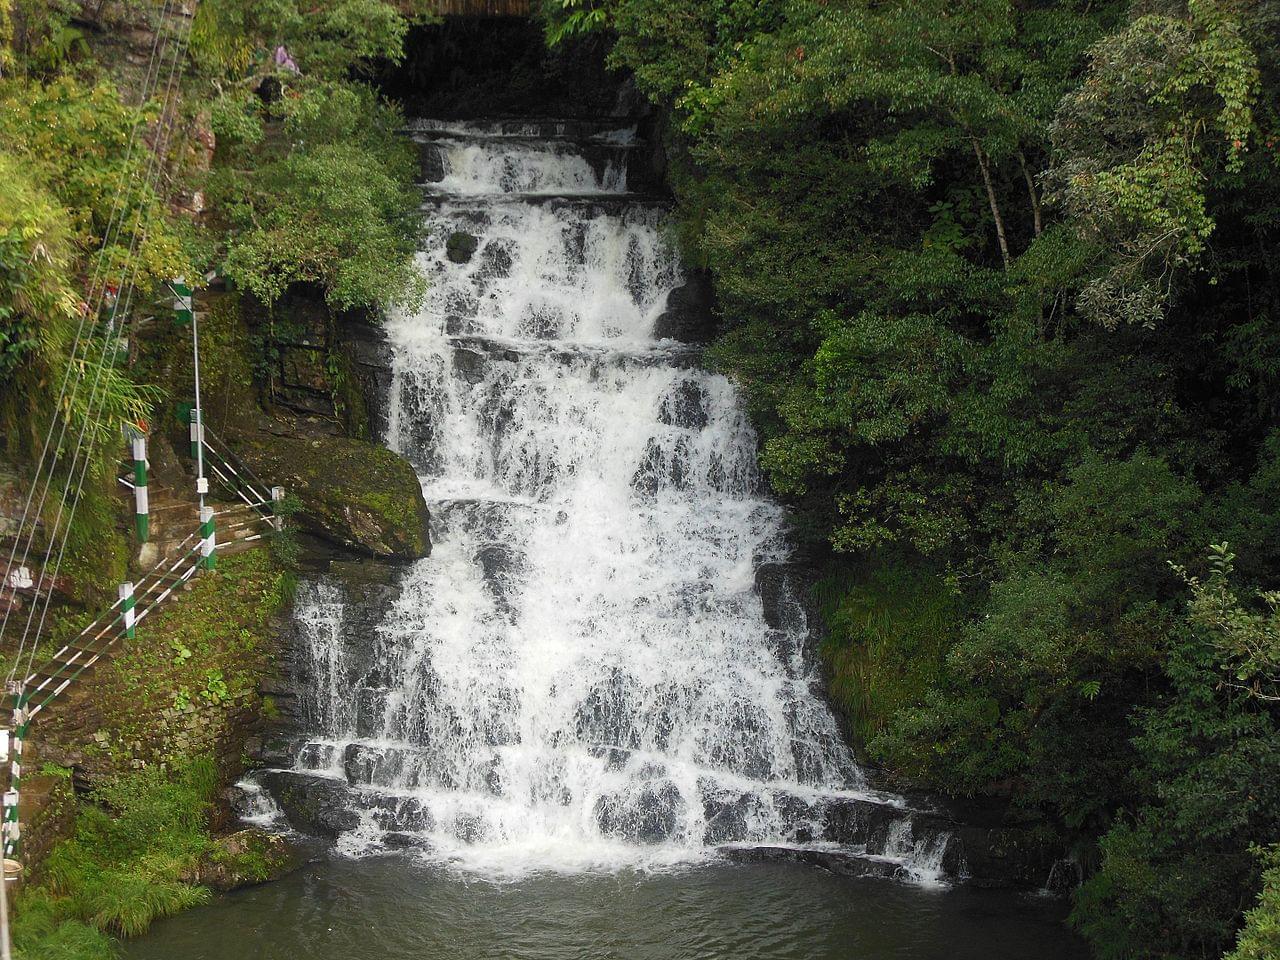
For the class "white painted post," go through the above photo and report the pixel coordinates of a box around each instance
[271,486,285,532]
[3,689,23,863]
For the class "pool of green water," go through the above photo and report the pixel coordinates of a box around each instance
[125,854,1087,960]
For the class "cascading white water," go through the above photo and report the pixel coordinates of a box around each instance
[433,138,628,195]
[280,119,947,879]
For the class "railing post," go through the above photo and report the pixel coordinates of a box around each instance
[119,582,136,641]
[132,436,149,542]
[271,486,285,532]
[188,406,202,460]
[4,688,26,860]
[173,276,194,326]
[200,506,217,571]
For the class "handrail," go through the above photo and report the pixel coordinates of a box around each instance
[2,418,289,871]
[204,427,269,495]
[199,426,276,524]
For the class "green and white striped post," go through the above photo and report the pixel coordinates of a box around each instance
[119,582,136,641]
[271,486,285,532]
[200,506,216,571]
[173,276,194,326]
[131,436,149,542]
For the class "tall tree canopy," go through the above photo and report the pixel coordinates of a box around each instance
[544,1,1280,956]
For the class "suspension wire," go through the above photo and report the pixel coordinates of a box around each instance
[5,25,187,689]
[13,6,196,690]
[0,8,180,952]
[0,0,176,605]
[0,0,179,671]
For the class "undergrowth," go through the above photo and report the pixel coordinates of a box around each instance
[12,757,219,958]
[814,560,959,749]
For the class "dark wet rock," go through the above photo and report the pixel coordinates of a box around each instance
[631,436,691,496]
[343,743,391,785]
[383,831,427,849]
[1043,858,1084,895]
[416,139,446,182]
[702,703,774,781]
[336,318,396,441]
[447,231,479,264]
[658,379,709,430]
[575,672,675,752]
[718,845,903,882]
[949,823,1063,889]
[701,787,752,844]
[588,744,632,770]
[754,563,814,635]
[293,741,338,771]
[366,794,434,834]
[820,797,896,848]
[474,543,526,614]
[182,828,303,892]
[453,346,488,384]
[352,689,392,741]
[653,272,716,343]
[763,630,801,673]
[518,306,562,340]
[321,562,404,681]
[477,240,514,280]
[258,771,361,837]
[432,498,515,542]
[254,736,300,768]
[595,780,683,844]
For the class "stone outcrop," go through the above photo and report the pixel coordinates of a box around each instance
[337,318,397,442]
[235,431,431,562]
[652,271,717,343]
[256,771,361,837]
[182,828,303,892]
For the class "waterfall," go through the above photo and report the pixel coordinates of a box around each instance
[277,118,949,879]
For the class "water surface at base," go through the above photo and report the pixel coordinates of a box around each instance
[127,857,1086,960]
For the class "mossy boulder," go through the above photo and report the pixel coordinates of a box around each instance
[237,433,430,561]
[184,828,302,892]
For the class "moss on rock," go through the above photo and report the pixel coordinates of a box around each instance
[236,432,430,561]
[185,828,302,892]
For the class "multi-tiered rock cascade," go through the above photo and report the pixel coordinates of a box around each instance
[261,117,956,882]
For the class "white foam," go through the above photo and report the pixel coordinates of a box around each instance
[287,122,912,880]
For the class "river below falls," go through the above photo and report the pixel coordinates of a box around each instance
[125,856,1086,959]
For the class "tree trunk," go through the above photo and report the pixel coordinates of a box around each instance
[972,138,1011,270]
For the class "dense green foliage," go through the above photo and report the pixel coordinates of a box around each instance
[1228,845,1280,960]
[0,0,425,601]
[12,549,290,959]
[195,0,429,312]
[0,65,178,599]
[0,3,421,956]
[547,1,1280,956]
[13,757,218,958]
[208,81,424,311]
